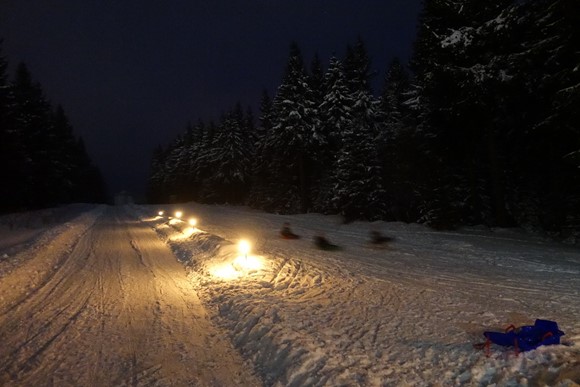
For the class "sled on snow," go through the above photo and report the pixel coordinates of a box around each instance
[313,235,342,251]
[476,319,564,356]
[280,223,300,239]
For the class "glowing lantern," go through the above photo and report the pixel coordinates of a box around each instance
[158,211,164,216]
[238,239,251,259]
[188,218,197,227]
[174,211,183,219]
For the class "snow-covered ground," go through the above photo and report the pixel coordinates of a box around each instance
[1,203,579,386]
[138,203,580,386]
[0,205,261,386]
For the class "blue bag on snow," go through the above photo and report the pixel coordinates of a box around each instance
[484,319,565,352]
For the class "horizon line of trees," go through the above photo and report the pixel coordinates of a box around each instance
[149,0,579,239]
[0,41,107,213]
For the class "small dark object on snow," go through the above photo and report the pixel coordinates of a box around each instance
[314,233,341,251]
[481,319,564,354]
[280,222,300,239]
[369,230,393,245]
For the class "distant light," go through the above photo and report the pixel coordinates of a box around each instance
[158,211,164,216]
[188,218,197,227]
[238,240,251,256]
[175,211,183,218]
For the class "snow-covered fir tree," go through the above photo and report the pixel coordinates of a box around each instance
[344,37,373,95]
[247,90,277,210]
[266,42,322,213]
[500,0,580,231]
[200,108,253,204]
[313,56,354,213]
[411,0,514,228]
[331,88,386,222]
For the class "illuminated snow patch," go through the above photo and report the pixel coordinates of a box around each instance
[208,254,266,280]
[170,227,200,240]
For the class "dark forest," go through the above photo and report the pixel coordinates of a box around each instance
[149,0,579,239]
[0,53,107,211]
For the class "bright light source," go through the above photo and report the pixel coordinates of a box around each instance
[188,218,197,227]
[175,211,183,218]
[158,211,164,216]
[238,240,251,256]
[182,227,195,237]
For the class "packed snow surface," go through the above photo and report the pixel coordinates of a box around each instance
[144,203,580,386]
[1,203,579,386]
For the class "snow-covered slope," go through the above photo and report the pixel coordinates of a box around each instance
[137,203,580,386]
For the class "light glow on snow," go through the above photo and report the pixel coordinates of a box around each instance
[209,262,239,280]
[169,218,182,225]
[181,227,196,238]
[169,227,200,240]
[208,254,265,280]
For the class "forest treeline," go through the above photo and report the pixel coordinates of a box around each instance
[0,44,107,212]
[149,0,579,238]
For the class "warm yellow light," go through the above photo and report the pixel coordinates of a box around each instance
[233,255,263,271]
[208,255,265,280]
[158,211,164,216]
[175,211,183,218]
[169,218,181,225]
[209,263,238,280]
[188,218,197,227]
[182,227,195,237]
[238,240,251,255]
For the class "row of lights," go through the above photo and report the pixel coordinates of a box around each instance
[157,209,251,257]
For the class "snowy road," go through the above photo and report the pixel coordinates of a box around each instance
[0,206,260,386]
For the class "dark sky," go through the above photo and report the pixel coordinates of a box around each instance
[0,0,422,200]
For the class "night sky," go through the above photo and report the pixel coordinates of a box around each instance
[0,0,422,200]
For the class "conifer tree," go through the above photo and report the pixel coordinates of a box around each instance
[202,108,252,204]
[267,42,321,212]
[309,53,325,111]
[11,63,57,207]
[331,88,386,222]
[314,56,353,213]
[248,90,276,210]
[147,144,167,203]
[410,0,513,227]
[0,41,18,211]
[502,0,580,231]
[344,37,373,94]
[378,58,418,221]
